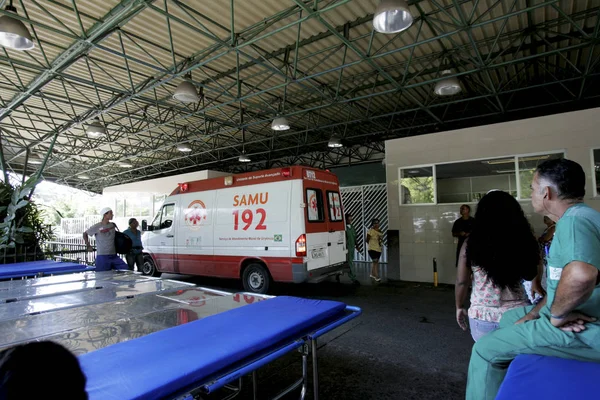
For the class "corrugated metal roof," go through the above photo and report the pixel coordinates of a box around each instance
[0,0,599,191]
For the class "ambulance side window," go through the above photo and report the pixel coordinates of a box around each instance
[151,208,162,228]
[306,188,324,222]
[327,191,343,222]
[153,203,174,230]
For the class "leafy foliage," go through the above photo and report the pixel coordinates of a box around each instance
[0,177,54,263]
[402,177,435,204]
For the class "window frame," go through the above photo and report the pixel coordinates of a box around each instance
[398,150,566,206]
[592,147,600,198]
[398,164,436,206]
[305,188,325,223]
[152,203,175,230]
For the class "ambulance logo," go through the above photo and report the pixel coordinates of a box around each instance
[274,234,282,242]
[184,200,207,230]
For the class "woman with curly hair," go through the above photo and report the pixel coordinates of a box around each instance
[455,190,541,341]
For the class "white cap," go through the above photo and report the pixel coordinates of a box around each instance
[100,207,112,216]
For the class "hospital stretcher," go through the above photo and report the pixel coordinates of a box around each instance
[496,354,600,399]
[0,260,94,280]
[79,295,362,400]
[0,278,193,321]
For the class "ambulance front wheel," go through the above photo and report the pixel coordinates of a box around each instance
[142,255,162,277]
[242,263,271,294]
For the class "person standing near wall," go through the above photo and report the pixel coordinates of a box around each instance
[452,204,475,267]
[466,158,600,399]
[367,218,384,282]
[83,207,128,272]
[345,213,360,285]
[123,218,144,272]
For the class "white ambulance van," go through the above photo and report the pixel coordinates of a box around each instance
[140,166,347,293]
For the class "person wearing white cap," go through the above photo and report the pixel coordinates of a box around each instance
[83,207,128,271]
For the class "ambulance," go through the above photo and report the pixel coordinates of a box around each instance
[140,166,347,293]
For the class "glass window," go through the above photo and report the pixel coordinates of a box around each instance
[400,166,434,204]
[115,198,125,217]
[306,189,324,222]
[140,196,152,217]
[153,194,166,216]
[436,158,517,203]
[160,204,175,229]
[151,208,162,228]
[595,149,600,197]
[518,153,564,199]
[327,191,343,222]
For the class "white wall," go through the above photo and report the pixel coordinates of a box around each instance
[103,169,228,195]
[385,108,600,284]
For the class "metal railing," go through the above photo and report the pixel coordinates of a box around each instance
[45,241,96,265]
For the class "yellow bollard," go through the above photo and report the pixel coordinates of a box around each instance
[433,257,438,287]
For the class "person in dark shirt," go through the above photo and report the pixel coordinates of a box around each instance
[0,341,87,400]
[452,204,475,267]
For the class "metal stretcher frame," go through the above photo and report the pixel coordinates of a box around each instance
[178,305,362,400]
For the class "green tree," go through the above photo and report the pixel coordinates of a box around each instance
[0,178,54,263]
[402,177,435,203]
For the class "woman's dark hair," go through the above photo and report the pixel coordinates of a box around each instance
[466,190,539,289]
[0,341,87,400]
[536,158,585,200]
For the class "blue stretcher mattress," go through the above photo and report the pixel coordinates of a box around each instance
[496,354,600,399]
[80,296,346,400]
[0,260,92,279]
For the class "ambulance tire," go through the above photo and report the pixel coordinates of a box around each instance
[242,263,271,294]
[142,255,162,277]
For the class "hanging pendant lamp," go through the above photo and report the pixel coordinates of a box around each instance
[0,2,34,51]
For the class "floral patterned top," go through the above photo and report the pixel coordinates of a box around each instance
[468,266,530,323]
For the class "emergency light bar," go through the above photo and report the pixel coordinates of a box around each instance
[178,183,189,192]
[224,176,234,186]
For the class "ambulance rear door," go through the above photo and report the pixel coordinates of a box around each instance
[325,190,346,266]
[303,169,346,272]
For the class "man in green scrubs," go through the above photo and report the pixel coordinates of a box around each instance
[346,213,360,285]
[466,158,600,399]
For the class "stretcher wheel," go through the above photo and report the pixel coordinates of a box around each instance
[142,255,162,277]
[242,263,270,294]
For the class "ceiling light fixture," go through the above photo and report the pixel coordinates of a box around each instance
[86,117,106,137]
[173,73,199,103]
[238,152,251,163]
[434,70,462,96]
[328,135,343,148]
[77,174,90,180]
[118,162,132,168]
[0,2,34,51]
[177,144,192,152]
[271,116,290,131]
[373,0,413,34]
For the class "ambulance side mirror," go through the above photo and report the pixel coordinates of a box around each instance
[141,220,148,231]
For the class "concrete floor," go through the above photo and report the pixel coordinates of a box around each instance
[165,263,474,400]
